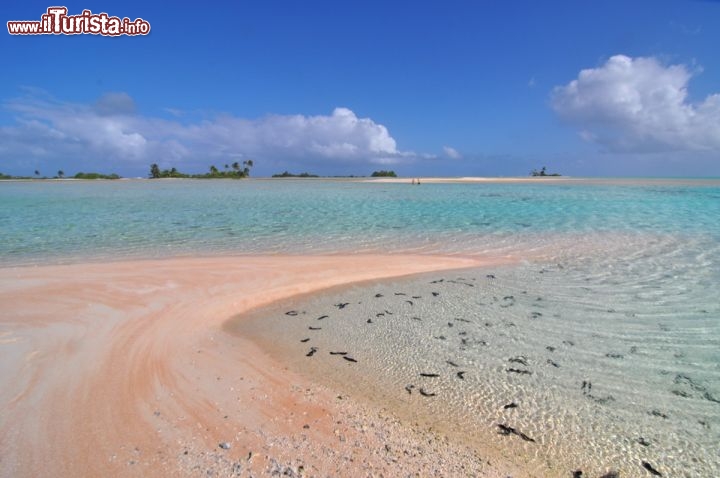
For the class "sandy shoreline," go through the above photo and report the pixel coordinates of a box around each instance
[1,254,525,477]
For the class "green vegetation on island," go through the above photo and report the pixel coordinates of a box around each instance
[149,160,253,179]
[271,171,319,178]
[530,166,561,177]
[371,170,397,177]
[0,170,121,180]
[74,172,121,180]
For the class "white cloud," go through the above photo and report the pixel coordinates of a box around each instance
[0,92,417,172]
[443,146,461,159]
[552,54,720,153]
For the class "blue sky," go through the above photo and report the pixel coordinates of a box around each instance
[2,0,719,177]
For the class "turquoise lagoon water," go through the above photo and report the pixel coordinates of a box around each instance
[2,178,720,476]
[1,179,720,263]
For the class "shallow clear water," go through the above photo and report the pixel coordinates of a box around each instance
[2,178,719,475]
[240,236,720,477]
[1,179,720,264]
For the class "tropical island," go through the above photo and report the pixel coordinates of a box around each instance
[530,166,561,177]
[0,170,121,180]
[371,170,398,177]
[271,171,319,178]
[149,160,253,179]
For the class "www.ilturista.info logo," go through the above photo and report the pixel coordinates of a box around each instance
[7,7,150,36]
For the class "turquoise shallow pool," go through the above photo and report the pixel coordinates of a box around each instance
[2,178,719,476]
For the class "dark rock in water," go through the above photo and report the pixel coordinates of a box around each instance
[366,318,373,323]
[308,326,321,330]
[605,353,624,359]
[546,346,556,352]
[507,368,532,375]
[317,315,328,320]
[394,292,406,296]
[572,471,583,478]
[329,351,347,355]
[375,293,383,298]
[376,312,385,317]
[447,322,454,327]
[411,316,422,321]
[503,402,517,409]
[285,311,298,316]
[649,410,668,419]
[449,279,474,287]
[530,312,542,319]
[674,373,720,403]
[703,391,720,404]
[588,394,615,405]
[637,437,651,447]
[581,381,592,394]
[430,279,444,283]
[486,274,496,279]
[300,338,310,343]
[497,424,535,442]
[335,302,349,309]
[563,340,575,346]
[419,388,436,397]
[306,347,318,357]
[435,335,446,340]
[432,292,440,297]
[547,359,560,368]
[671,389,690,398]
[642,461,662,476]
[219,442,231,450]
[405,300,414,306]
[508,356,529,366]
[405,384,414,394]
[342,356,357,363]
[446,360,458,367]
[456,371,466,380]
[420,373,439,377]
[599,472,619,478]
[412,296,421,299]
[384,309,393,315]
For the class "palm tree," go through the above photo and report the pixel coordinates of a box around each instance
[231,162,240,171]
[150,163,161,179]
[57,170,64,178]
[241,159,254,177]
[209,165,219,175]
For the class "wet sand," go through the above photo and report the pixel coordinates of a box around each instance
[1,254,523,477]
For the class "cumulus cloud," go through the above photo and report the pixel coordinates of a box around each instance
[443,146,461,159]
[0,91,417,173]
[552,54,720,152]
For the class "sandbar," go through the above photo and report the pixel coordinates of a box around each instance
[1,254,523,477]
